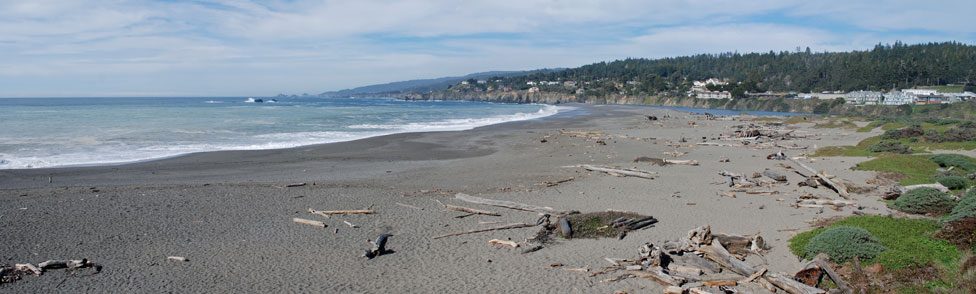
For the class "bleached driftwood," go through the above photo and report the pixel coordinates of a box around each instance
[432,223,535,239]
[741,267,767,283]
[802,253,851,293]
[292,217,326,227]
[308,208,331,218]
[455,193,578,215]
[38,259,89,269]
[764,169,788,182]
[796,199,857,207]
[664,159,699,166]
[14,264,41,276]
[489,239,519,248]
[166,256,188,262]
[559,130,601,136]
[764,272,826,294]
[342,220,358,228]
[700,239,756,277]
[308,209,376,215]
[434,200,500,216]
[633,267,683,286]
[787,157,850,199]
[579,164,656,179]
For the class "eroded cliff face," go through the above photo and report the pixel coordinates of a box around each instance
[405,90,821,113]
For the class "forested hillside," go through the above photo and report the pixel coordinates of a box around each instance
[498,42,976,95]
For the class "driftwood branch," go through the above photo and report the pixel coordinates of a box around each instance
[764,272,827,294]
[455,193,578,215]
[434,199,501,216]
[308,209,376,215]
[292,217,326,227]
[489,239,519,248]
[579,164,656,179]
[788,157,850,199]
[432,223,535,239]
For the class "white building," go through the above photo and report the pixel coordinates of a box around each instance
[845,91,883,104]
[903,89,938,96]
[882,91,916,105]
[526,81,537,86]
[697,91,731,99]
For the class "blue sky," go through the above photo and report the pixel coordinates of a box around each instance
[1,0,973,97]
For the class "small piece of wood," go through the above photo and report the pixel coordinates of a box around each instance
[670,265,703,276]
[688,288,716,294]
[796,199,856,207]
[433,223,535,239]
[342,220,358,228]
[665,159,699,166]
[741,267,767,283]
[308,209,375,215]
[489,239,519,248]
[308,208,331,219]
[625,265,643,271]
[560,130,601,135]
[764,272,826,294]
[434,199,501,216]
[702,279,737,287]
[455,193,578,215]
[580,164,656,179]
[634,267,683,286]
[563,266,589,273]
[15,264,41,276]
[292,217,326,227]
[166,256,188,262]
[38,259,89,269]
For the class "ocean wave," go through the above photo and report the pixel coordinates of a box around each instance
[0,104,567,169]
[348,105,566,132]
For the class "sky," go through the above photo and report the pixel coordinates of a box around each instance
[1,0,974,97]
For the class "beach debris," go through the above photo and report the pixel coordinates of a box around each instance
[455,193,579,215]
[559,218,573,238]
[763,169,788,182]
[3,259,99,284]
[576,164,656,179]
[292,217,327,227]
[308,208,331,218]
[432,222,536,239]
[787,156,850,199]
[559,130,601,136]
[539,177,575,187]
[363,234,393,259]
[434,199,500,216]
[167,256,188,262]
[489,239,519,248]
[563,266,590,273]
[307,209,376,215]
[665,159,699,166]
[342,220,359,228]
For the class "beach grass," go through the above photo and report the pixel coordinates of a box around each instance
[853,154,941,186]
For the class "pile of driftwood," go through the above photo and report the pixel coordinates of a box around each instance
[1,259,99,284]
[591,226,849,294]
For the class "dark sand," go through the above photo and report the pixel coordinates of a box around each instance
[1,105,886,293]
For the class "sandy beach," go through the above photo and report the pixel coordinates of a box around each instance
[0,104,887,293]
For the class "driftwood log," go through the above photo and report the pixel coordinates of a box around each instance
[700,239,756,277]
[308,209,376,215]
[455,193,578,215]
[434,200,500,216]
[788,157,850,199]
[665,159,699,166]
[765,272,827,294]
[488,239,519,248]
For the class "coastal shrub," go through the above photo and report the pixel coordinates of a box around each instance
[882,124,924,139]
[803,226,887,263]
[789,216,956,269]
[937,176,969,190]
[931,118,962,126]
[960,121,976,129]
[930,154,976,171]
[867,141,912,154]
[943,127,976,142]
[944,190,976,223]
[891,187,956,215]
[924,129,945,143]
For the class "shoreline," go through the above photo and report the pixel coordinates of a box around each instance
[0,104,886,292]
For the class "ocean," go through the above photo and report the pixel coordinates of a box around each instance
[0,97,564,169]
